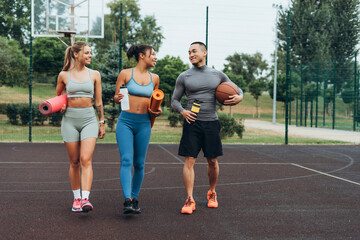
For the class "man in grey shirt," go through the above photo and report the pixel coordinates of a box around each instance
[171,42,243,214]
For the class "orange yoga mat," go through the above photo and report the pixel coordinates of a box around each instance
[39,94,68,115]
[149,89,164,128]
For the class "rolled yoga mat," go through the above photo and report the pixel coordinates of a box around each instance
[39,94,68,115]
[149,89,164,128]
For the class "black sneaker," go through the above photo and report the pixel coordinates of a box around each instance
[123,198,134,214]
[132,198,141,214]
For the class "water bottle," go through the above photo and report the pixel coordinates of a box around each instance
[119,84,130,110]
[191,99,201,114]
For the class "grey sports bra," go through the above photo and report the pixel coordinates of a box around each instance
[66,69,94,98]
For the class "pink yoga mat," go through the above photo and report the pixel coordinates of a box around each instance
[39,94,68,115]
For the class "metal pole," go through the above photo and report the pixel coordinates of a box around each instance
[119,2,123,72]
[353,51,357,131]
[300,65,303,126]
[323,72,326,126]
[285,10,290,144]
[118,2,123,111]
[272,4,280,125]
[29,24,33,142]
[289,68,292,124]
[316,62,319,128]
[332,58,336,129]
[205,6,209,65]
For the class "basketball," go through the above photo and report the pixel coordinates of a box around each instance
[216,82,239,105]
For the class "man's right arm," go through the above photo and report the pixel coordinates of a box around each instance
[171,75,185,113]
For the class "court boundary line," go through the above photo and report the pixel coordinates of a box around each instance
[291,163,360,186]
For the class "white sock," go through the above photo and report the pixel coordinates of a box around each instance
[82,190,90,200]
[73,189,81,199]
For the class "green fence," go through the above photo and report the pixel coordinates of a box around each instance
[288,57,359,131]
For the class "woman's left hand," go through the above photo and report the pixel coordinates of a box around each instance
[98,124,105,139]
[148,108,163,117]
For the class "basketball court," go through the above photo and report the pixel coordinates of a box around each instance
[1,143,360,239]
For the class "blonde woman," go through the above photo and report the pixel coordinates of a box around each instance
[56,41,105,213]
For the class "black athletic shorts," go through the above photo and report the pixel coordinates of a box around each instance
[178,120,223,158]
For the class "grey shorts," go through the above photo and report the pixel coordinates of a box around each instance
[61,107,98,143]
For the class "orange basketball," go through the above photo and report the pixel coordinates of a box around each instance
[216,82,239,105]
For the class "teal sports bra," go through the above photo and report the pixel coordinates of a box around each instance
[66,69,94,98]
[126,68,154,98]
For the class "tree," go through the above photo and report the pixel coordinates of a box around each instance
[153,55,189,95]
[134,16,163,51]
[248,79,267,118]
[0,37,29,87]
[32,38,67,81]
[223,52,268,86]
[0,0,31,53]
[223,52,268,118]
[91,0,164,67]
[277,0,360,91]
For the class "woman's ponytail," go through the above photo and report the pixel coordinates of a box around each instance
[126,44,153,62]
[62,47,73,71]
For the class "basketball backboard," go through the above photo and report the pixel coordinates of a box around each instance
[31,0,104,38]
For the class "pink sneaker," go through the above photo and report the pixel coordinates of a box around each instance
[72,198,82,212]
[81,198,93,212]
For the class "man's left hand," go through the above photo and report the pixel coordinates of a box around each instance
[223,95,243,106]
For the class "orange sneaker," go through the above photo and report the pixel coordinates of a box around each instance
[181,197,196,214]
[207,190,218,208]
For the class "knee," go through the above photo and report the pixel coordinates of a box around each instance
[80,156,92,168]
[120,155,133,169]
[207,158,218,168]
[133,161,145,171]
[184,157,196,169]
[70,159,80,169]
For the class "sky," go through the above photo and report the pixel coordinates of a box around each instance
[105,0,290,70]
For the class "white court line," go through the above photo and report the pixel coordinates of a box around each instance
[157,145,184,164]
[292,163,360,186]
[0,162,290,165]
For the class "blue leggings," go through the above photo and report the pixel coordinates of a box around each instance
[116,111,151,199]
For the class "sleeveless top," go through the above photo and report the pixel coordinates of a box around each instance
[66,69,94,98]
[126,68,154,98]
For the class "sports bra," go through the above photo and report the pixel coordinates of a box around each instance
[126,68,154,98]
[66,69,94,98]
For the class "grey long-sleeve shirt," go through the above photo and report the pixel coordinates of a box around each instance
[171,65,243,121]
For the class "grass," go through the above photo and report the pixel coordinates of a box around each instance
[0,83,357,144]
[0,116,346,144]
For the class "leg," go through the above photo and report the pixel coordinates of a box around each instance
[116,119,134,199]
[79,137,97,191]
[207,157,219,192]
[131,122,151,199]
[183,156,196,199]
[64,141,81,190]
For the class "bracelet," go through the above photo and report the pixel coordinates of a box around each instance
[99,120,105,124]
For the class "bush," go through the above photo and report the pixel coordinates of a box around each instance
[49,112,62,126]
[104,106,119,132]
[6,104,19,125]
[218,114,236,138]
[0,103,7,114]
[19,104,31,125]
[234,120,245,138]
[32,104,48,126]
[218,114,245,139]
[168,112,180,127]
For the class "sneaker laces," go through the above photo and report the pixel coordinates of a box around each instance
[185,197,193,207]
[208,192,216,202]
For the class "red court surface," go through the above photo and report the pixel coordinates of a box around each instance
[1,143,360,239]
